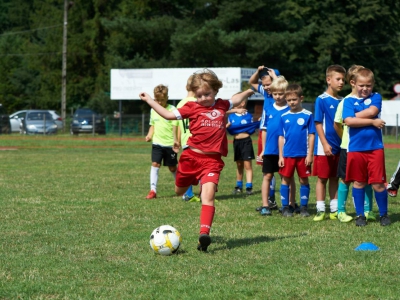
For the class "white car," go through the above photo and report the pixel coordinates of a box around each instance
[10,110,63,132]
[9,110,26,132]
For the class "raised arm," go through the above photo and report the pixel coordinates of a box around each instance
[139,92,177,120]
[249,66,264,91]
[231,89,254,107]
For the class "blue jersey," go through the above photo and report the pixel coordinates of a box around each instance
[313,92,342,155]
[342,92,383,152]
[258,84,274,130]
[261,103,290,155]
[279,109,316,157]
[227,112,259,135]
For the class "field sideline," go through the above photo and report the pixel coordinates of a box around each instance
[0,135,399,299]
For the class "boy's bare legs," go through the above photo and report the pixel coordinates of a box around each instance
[313,177,327,221]
[233,160,244,194]
[244,160,253,194]
[260,173,273,215]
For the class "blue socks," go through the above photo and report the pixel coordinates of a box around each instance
[246,182,252,189]
[352,187,365,216]
[337,182,349,213]
[236,180,243,189]
[280,184,289,207]
[269,176,276,198]
[300,184,310,207]
[375,189,388,216]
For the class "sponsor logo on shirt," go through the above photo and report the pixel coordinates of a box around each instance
[207,173,215,177]
[285,119,290,123]
[201,110,223,120]
[330,105,335,109]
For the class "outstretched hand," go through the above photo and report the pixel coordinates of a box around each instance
[139,92,152,102]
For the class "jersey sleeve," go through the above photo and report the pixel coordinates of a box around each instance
[342,97,355,120]
[313,97,323,123]
[369,92,382,113]
[334,100,344,124]
[308,113,316,134]
[277,117,284,137]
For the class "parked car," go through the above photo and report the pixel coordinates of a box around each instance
[10,109,63,132]
[0,104,11,134]
[20,110,58,135]
[48,110,63,131]
[10,110,27,132]
[70,108,106,135]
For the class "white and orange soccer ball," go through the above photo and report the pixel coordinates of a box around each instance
[149,225,182,256]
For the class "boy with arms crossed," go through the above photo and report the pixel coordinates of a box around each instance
[313,65,346,221]
[140,69,255,251]
[278,84,315,217]
[343,68,390,226]
[334,65,375,222]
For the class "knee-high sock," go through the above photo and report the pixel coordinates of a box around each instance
[150,166,159,192]
[269,176,276,197]
[338,182,349,213]
[200,205,215,235]
[280,184,289,207]
[364,184,373,212]
[185,185,194,198]
[352,187,365,216]
[300,184,310,207]
[375,189,388,216]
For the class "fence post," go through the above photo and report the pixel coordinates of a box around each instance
[93,113,95,136]
[44,113,46,135]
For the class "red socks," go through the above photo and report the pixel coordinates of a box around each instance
[200,205,215,235]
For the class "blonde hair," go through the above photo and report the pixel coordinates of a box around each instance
[153,84,168,100]
[326,65,346,77]
[354,68,375,83]
[269,75,288,92]
[189,69,223,93]
[346,65,364,84]
[186,75,194,92]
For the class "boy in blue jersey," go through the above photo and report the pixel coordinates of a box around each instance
[226,98,260,195]
[256,76,296,216]
[278,84,315,217]
[343,68,390,226]
[313,65,346,221]
[249,66,280,209]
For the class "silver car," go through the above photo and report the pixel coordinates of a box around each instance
[20,110,58,135]
[10,110,63,132]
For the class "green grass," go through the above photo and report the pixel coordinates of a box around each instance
[0,135,399,299]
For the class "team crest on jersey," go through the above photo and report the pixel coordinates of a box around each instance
[297,118,305,125]
[201,109,223,120]
[364,98,372,105]
[241,120,248,124]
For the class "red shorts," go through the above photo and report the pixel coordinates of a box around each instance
[257,130,263,165]
[176,148,225,187]
[312,154,340,178]
[279,157,311,178]
[345,149,386,184]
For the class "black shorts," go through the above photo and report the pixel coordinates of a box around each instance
[337,149,347,180]
[262,155,279,174]
[233,136,255,162]
[151,144,178,166]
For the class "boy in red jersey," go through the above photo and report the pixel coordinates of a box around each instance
[140,69,254,251]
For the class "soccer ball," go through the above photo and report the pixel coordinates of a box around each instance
[149,225,182,256]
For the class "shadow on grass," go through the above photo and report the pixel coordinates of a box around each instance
[210,232,309,251]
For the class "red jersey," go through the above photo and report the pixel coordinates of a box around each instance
[176,99,232,156]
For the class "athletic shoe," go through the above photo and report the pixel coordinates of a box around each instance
[245,187,253,195]
[282,206,293,217]
[365,211,376,221]
[232,186,242,194]
[197,234,211,252]
[379,214,391,226]
[260,206,272,216]
[188,196,201,202]
[146,190,157,199]
[338,212,353,223]
[388,188,398,197]
[313,211,326,221]
[268,197,278,210]
[300,206,310,217]
[355,215,367,227]
[293,203,301,214]
[329,211,338,220]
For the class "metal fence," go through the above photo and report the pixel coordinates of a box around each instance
[106,112,399,141]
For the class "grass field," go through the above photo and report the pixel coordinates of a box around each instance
[0,134,399,299]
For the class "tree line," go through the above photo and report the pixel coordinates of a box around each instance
[0,0,399,114]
